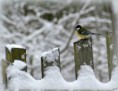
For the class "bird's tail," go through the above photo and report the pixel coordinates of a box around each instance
[91,32,102,35]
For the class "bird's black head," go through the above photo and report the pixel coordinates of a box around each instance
[75,25,81,31]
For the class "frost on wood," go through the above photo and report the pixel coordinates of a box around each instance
[6,61,118,91]
[74,38,94,79]
[41,48,59,63]
[41,48,60,78]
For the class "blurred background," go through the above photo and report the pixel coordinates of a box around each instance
[0,0,112,83]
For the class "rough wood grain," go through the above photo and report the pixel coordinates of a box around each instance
[74,38,94,79]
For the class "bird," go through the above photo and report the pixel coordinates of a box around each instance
[75,25,102,39]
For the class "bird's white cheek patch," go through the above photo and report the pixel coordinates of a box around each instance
[77,27,80,30]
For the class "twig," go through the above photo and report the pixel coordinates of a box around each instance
[0,14,16,25]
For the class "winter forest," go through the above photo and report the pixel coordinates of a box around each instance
[0,0,118,90]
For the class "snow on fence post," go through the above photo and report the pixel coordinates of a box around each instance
[41,48,60,78]
[5,44,26,63]
[106,32,113,80]
[74,38,94,79]
[2,44,26,88]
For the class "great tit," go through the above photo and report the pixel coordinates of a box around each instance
[75,25,101,39]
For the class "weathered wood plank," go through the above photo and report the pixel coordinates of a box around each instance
[5,44,27,72]
[106,32,113,80]
[2,44,27,89]
[5,45,26,63]
[41,48,60,78]
[29,56,34,76]
[74,38,94,79]
[1,59,10,88]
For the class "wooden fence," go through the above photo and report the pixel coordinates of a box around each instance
[1,32,113,90]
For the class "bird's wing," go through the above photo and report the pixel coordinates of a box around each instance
[80,28,91,35]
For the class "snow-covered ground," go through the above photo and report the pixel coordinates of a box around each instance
[6,59,118,91]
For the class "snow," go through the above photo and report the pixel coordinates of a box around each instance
[5,44,25,52]
[112,0,118,14]
[110,44,113,50]
[6,61,37,91]
[6,60,118,91]
[13,60,27,70]
[41,48,59,63]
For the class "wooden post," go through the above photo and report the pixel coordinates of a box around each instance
[41,48,60,78]
[1,59,10,88]
[2,44,26,88]
[106,32,113,80]
[74,38,94,79]
[29,56,34,76]
[5,44,26,63]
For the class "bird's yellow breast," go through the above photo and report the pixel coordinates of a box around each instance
[75,31,90,39]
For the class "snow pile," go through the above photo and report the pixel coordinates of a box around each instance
[12,60,27,70]
[6,60,37,91]
[41,48,59,63]
[6,60,118,91]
